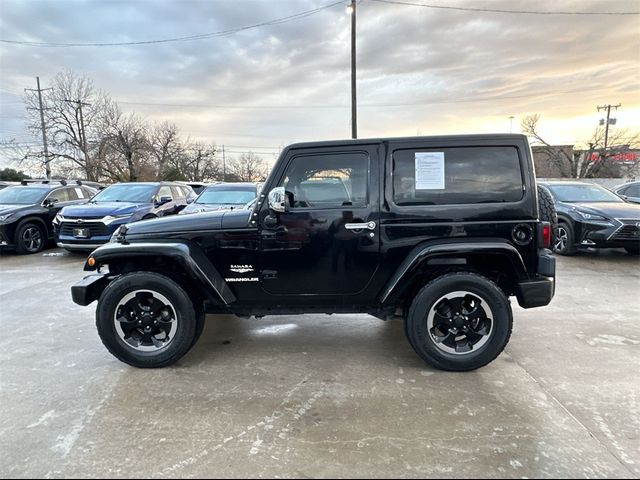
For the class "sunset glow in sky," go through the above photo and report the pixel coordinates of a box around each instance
[1,0,638,169]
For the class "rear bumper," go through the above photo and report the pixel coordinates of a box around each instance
[71,273,110,306]
[516,251,556,308]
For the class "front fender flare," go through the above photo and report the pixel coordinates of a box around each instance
[379,239,528,304]
[85,241,236,305]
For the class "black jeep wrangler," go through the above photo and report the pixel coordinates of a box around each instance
[72,135,555,371]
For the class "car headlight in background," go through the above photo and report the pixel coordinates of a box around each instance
[574,209,613,224]
[0,213,14,223]
[102,213,132,225]
[109,226,122,243]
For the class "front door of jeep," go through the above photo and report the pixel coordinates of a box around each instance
[259,145,381,296]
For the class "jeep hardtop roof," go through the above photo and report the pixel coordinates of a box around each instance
[286,133,529,150]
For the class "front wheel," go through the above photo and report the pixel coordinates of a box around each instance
[405,272,513,371]
[15,221,46,254]
[554,222,577,256]
[96,272,199,368]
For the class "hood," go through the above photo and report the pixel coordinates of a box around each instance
[565,201,640,219]
[61,201,147,218]
[0,204,30,216]
[125,208,251,236]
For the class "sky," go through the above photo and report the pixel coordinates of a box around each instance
[0,0,638,172]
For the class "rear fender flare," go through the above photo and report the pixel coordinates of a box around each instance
[379,239,528,305]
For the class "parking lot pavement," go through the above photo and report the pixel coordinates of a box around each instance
[0,248,638,478]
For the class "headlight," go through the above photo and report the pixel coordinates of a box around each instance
[103,213,132,225]
[574,209,612,223]
[0,213,14,223]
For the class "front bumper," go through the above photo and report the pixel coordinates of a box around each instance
[57,242,105,252]
[0,224,15,250]
[56,218,124,250]
[71,273,110,306]
[576,219,640,248]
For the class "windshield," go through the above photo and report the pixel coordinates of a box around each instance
[0,187,47,205]
[548,184,623,203]
[91,184,157,203]
[196,187,256,205]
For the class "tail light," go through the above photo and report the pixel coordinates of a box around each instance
[540,222,551,249]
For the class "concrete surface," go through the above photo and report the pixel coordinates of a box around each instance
[0,247,639,478]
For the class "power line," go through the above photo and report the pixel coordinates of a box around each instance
[0,1,343,48]
[369,0,639,15]
[117,85,637,110]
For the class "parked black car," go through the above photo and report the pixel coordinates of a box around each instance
[0,181,97,254]
[614,181,640,204]
[72,134,555,372]
[539,181,640,256]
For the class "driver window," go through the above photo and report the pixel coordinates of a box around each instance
[280,152,368,209]
[158,186,173,199]
[46,188,70,203]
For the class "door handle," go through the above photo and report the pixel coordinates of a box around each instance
[344,221,376,231]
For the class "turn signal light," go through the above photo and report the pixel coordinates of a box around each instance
[541,222,551,249]
[88,257,96,267]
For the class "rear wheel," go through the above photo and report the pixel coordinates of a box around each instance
[15,221,46,254]
[554,222,577,256]
[405,272,513,371]
[96,272,198,368]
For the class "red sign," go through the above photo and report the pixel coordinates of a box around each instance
[589,151,638,164]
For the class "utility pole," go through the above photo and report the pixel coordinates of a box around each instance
[222,144,226,181]
[597,104,621,149]
[64,98,91,178]
[25,77,52,179]
[508,116,515,133]
[347,0,357,139]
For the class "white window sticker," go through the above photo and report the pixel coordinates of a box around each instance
[415,152,445,190]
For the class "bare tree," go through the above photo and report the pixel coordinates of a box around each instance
[521,114,640,178]
[23,70,113,180]
[150,122,183,180]
[97,104,151,182]
[177,142,220,181]
[228,152,267,182]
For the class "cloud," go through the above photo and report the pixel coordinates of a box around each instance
[1,0,638,169]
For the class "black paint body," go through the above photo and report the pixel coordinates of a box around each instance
[74,135,555,315]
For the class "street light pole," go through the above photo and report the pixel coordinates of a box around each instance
[348,0,357,139]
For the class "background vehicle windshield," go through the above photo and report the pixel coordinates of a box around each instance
[0,187,47,204]
[548,184,623,203]
[196,187,256,205]
[91,184,157,203]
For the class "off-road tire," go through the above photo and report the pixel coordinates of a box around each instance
[96,272,198,368]
[405,272,513,372]
[537,184,558,246]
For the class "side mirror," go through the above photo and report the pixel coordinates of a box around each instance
[158,195,173,205]
[268,187,287,213]
[44,198,59,207]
